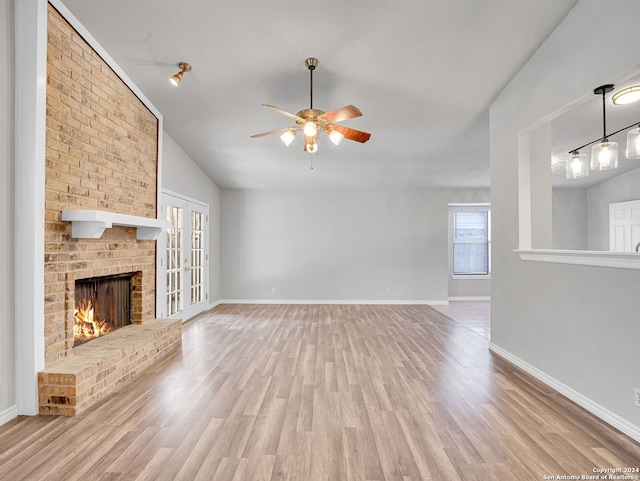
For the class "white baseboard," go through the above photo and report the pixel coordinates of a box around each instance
[448,296,491,301]
[216,299,449,306]
[489,342,640,444]
[0,405,18,426]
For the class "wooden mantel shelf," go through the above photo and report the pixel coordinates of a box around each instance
[62,210,170,240]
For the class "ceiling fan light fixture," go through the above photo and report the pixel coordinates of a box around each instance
[303,121,317,137]
[612,85,640,105]
[170,62,191,86]
[306,138,318,154]
[328,129,344,146]
[251,58,371,156]
[280,130,296,147]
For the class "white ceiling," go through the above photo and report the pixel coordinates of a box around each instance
[60,0,580,190]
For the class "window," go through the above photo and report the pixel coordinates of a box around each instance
[451,206,491,277]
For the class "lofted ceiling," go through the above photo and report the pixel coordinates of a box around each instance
[60,0,580,190]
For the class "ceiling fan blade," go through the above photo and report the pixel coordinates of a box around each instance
[330,124,371,143]
[251,127,295,138]
[318,105,362,123]
[262,104,304,122]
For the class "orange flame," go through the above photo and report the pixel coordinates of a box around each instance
[73,299,111,344]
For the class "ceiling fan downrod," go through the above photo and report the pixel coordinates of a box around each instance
[305,58,318,110]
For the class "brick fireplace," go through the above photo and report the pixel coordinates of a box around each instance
[38,4,181,416]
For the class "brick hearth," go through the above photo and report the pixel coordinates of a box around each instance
[38,318,181,416]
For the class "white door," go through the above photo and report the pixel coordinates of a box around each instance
[158,191,209,320]
[609,199,640,252]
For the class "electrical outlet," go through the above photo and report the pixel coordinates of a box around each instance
[635,388,640,408]
[271,287,276,295]
[386,287,391,295]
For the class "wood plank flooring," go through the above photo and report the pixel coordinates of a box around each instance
[1,304,638,480]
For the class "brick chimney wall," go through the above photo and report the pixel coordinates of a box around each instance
[44,4,159,366]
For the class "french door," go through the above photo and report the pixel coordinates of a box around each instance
[158,191,209,321]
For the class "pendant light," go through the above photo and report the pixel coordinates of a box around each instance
[566,151,589,179]
[566,84,640,179]
[626,124,640,159]
[590,85,618,170]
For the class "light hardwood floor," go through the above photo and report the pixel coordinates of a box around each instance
[1,304,638,480]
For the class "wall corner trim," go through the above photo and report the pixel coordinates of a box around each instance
[489,342,640,444]
[0,405,18,426]
[209,300,223,310]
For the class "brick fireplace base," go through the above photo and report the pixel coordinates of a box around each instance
[38,318,182,416]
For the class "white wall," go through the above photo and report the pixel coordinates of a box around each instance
[491,0,640,439]
[221,189,451,302]
[552,188,588,250]
[0,0,15,421]
[587,167,640,251]
[162,132,222,303]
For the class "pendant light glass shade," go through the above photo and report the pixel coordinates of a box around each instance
[551,155,566,176]
[566,152,589,179]
[626,126,640,159]
[590,141,618,170]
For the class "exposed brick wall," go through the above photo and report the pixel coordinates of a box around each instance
[45,5,159,365]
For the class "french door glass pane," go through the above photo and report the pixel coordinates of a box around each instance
[191,211,204,306]
[166,205,183,316]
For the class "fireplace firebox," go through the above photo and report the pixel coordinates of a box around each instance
[74,273,133,346]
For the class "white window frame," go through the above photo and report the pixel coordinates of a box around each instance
[449,204,491,280]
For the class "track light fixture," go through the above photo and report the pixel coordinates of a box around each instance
[170,62,191,86]
[562,83,640,179]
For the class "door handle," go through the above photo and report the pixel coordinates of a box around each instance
[184,266,190,272]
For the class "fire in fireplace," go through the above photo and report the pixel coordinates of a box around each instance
[74,273,133,346]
